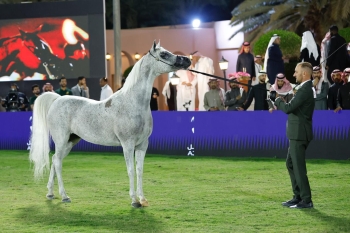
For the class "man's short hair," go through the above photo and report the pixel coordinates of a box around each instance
[32,84,39,91]
[329,25,338,32]
[297,62,313,75]
[59,77,66,82]
[78,76,85,81]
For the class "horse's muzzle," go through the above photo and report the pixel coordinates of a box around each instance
[174,56,191,68]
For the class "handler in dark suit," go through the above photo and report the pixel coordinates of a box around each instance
[274,62,315,209]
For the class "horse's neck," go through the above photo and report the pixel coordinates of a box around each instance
[117,58,157,106]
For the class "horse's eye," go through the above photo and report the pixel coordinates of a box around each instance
[160,52,170,59]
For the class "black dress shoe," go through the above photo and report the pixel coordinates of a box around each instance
[282,198,302,207]
[290,200,313,209]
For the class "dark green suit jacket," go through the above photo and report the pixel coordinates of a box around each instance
[275,80,315,141]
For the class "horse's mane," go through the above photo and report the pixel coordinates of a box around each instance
[119,55,145,93]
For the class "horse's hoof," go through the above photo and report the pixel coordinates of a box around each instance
[62,198,71,203]
[140,200,149,207]
[46,194,55,200]
[131,202,142,208]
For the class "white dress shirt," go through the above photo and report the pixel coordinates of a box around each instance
[100,84,113,101]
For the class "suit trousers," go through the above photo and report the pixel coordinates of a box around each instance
[286,139,312,203]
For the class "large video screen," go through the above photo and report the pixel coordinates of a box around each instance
[0,16,90,81]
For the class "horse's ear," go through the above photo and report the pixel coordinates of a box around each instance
[34,24,43,34]
[153,40,157,51]
[156,40,161,49]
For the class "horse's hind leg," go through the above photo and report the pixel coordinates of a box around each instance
[52,134,80,202]
[135,139,149,207]
[46,163,56,200]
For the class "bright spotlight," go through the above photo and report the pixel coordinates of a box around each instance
[192,19,201,28]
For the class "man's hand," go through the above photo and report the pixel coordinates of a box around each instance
[236,107,244,111]
[269,108,274,113]
[252,77,256,81]
[334,107,342,113]
[186,83,192,86]
[325,66,329,70]
[236,95,241,100]
[209,107,218,111]
[152,94,158,99]
[313,78,319,87]
[182,82,187,85]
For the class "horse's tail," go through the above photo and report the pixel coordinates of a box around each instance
[29,92,60,180]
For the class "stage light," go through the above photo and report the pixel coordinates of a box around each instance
[192,19,200,28]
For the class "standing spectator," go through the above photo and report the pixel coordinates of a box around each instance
[72,76,90,98]
[312,66,329,110]
[29,84,41,110]
[300,31,321,67]
[264,34,284,85]
[162,80,177,111]
[55,77,73,96]
[150,87,159,111]
[326,25,348,85]
[236,42,255,91]
[327,69,343,110]
[335,70,350,112]
[225,76,247,111]
[99,77,113,101]
[253,55,263,86]
[238,71,269,111]
[42,83,54,92]
[203,78,225,111]
[275,62,315,209]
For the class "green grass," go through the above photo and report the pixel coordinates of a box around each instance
[1,150,350,233]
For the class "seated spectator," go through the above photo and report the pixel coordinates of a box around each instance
[312,66,329,110]
[328,69,343,110]
[341,68,350,85]
[225,76,247,111]
[42,83,54,92]
[268,73,294,112]
[204,78,225,111]
[29,84,41,110]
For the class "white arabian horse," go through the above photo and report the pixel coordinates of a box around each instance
[29,41,191,207]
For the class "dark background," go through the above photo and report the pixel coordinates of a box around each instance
[0,0,105,100]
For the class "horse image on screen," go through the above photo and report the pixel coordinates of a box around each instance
[0,17,89,81]
[29,41,191,207]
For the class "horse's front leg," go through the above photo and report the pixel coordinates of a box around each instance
[135,140,149,207]
[46,162,56,200]
[123,145,139,207]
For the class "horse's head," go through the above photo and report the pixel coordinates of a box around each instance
[148,41,191,74]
